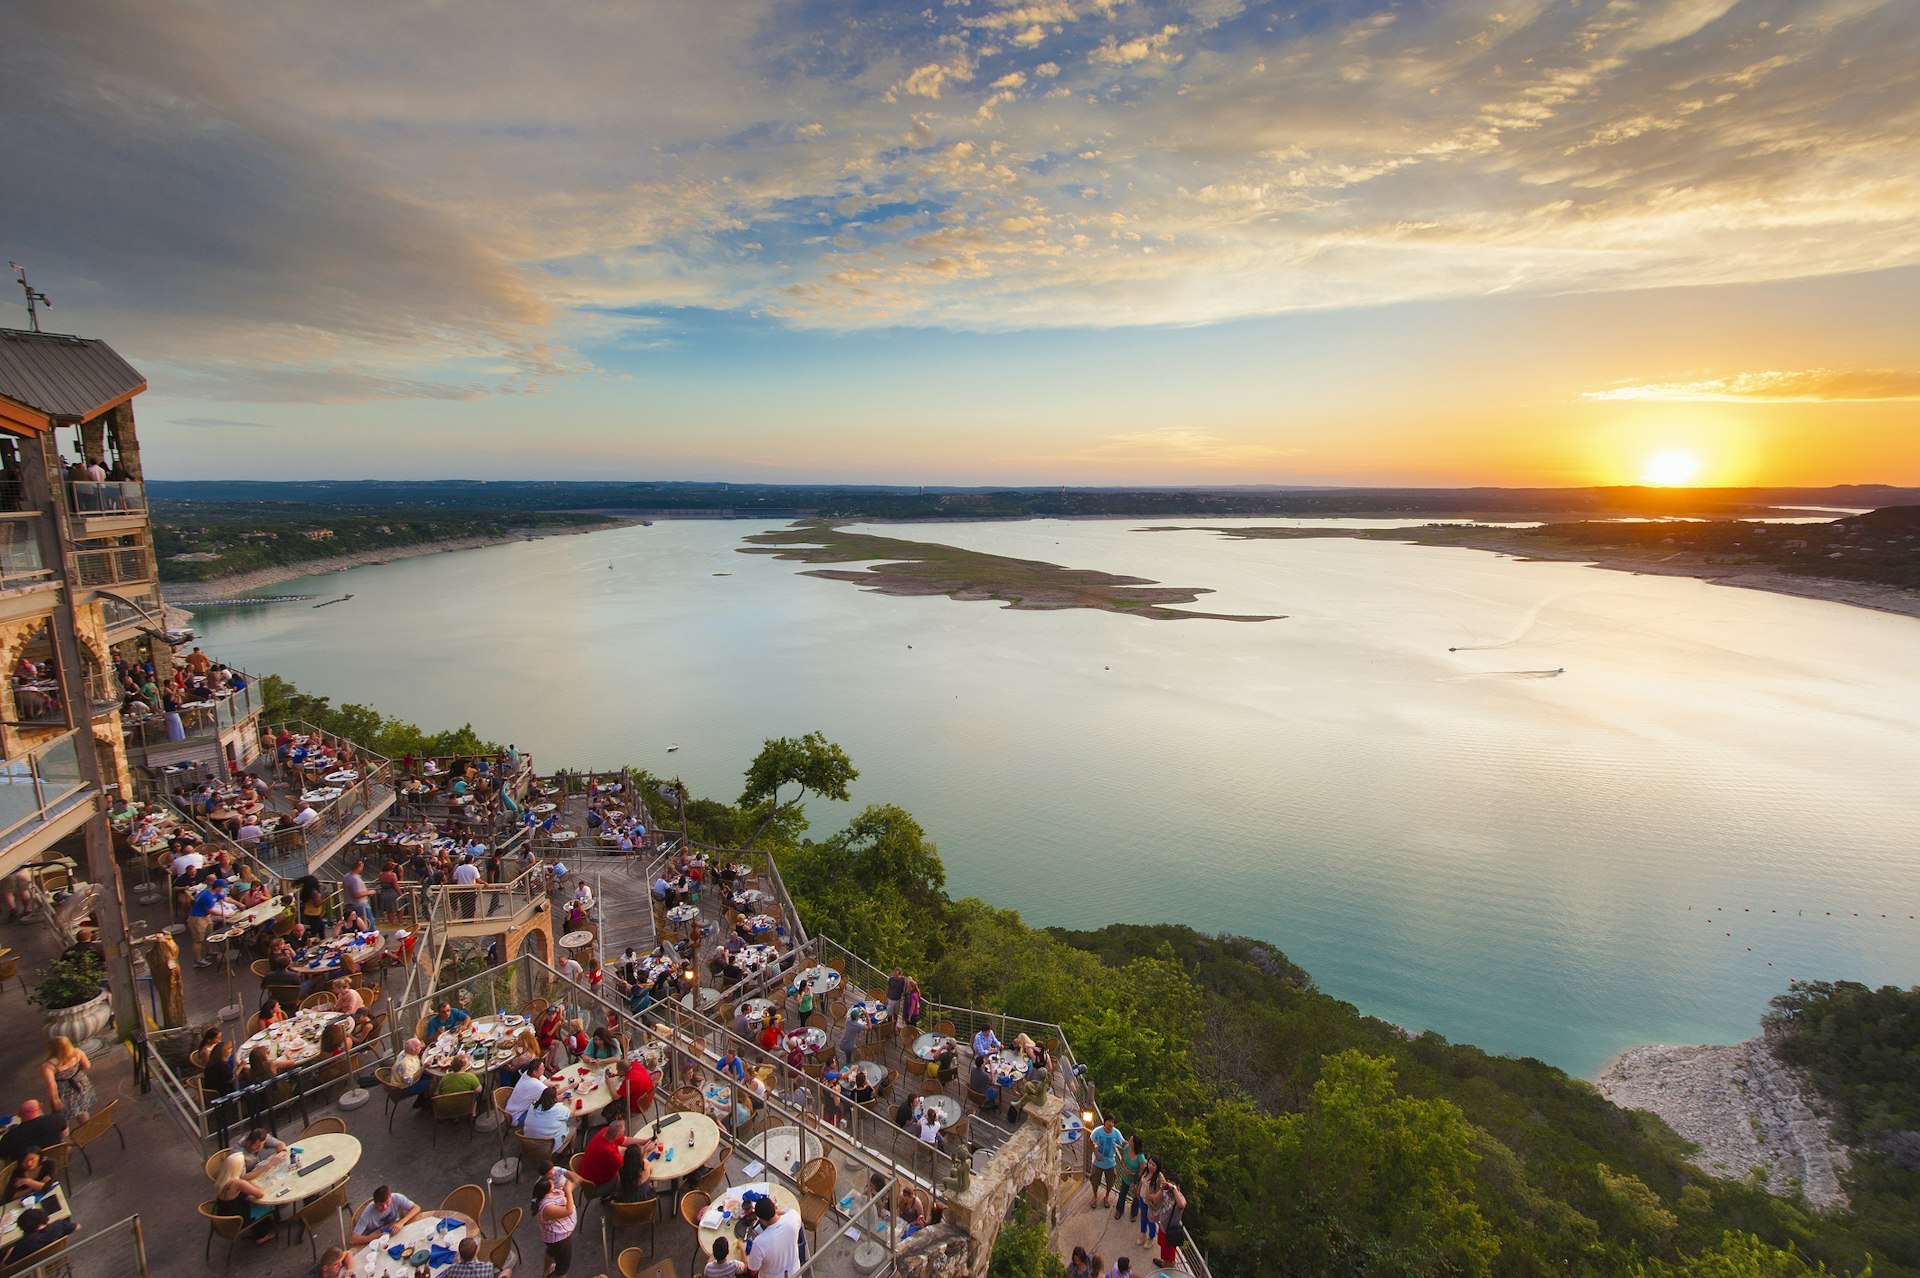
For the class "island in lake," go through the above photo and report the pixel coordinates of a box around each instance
[739,521,1281,621]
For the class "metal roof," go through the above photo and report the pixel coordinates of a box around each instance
[0,327,146,422]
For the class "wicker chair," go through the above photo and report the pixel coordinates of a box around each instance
[485,1206,522,1269]
[376,1067,415,1133]
[439,1182,488,1225]
[617,1249,677,1278]
[602,1195,658,1269]
[198,1200,253,1266]
[298,1115,346,1139]
[300,992,335,1011]
[677,1191,712,1272]
[799,1192,833,1250]
[6,1234,70,1276]
[69,1098,126,1174]
[291,1182,349,1261]
[430,1088,480,1144]
[801,1156,837,1200]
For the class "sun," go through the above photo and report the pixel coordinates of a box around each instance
[1641,449,1702,486]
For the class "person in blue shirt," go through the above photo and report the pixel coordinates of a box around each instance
[1088,1115,1125,1209]
[972,1026,1002,1060]
[187,881,228,968]
[716,1048,747,1082]
[423,999,470,1041]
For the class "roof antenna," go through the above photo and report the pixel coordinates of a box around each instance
[9,263,51,333]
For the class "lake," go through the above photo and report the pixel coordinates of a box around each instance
[189,518,1920,1077]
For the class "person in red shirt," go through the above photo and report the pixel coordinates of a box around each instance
[758,1011,784,1054]
[619,1059,655,1114]
[576,1117,656,1200]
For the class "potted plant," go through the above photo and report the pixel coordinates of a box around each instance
[30,950,112,1047]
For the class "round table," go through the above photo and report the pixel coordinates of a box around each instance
[665,904,699,925]
[679,986,721,1012]
[559,930,595,952]
[325,770,360,783]
[735,944,779,976]
[549,830,578,843]
[985,1049,1033,1085]
[789,965,841,997]
[240,1009,347,1068]
[696,1181,801,1255]
[423,1014,530,1074]
[910,1033,957,1062]
[785,1027,827,1056]
[739,997,776,1026]
[701,1083,734,1120]
[731,888,769,910]
[743,1124,823,1176]
[290,932,385,977]
[637,1110,722,1183]
[253,1134,363,1205]
[847,1059,888,1089]
[740,913,779,936]
[847,999,888,1028]
[551,1060,617,1119]
[301,788,343,804]
[531,803,557,814]
[915,1094,962,1127]
[353,1209,477,1278]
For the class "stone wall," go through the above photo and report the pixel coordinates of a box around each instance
[944,1091,1065,1277]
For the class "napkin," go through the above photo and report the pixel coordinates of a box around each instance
[428,1244,458,1267]
[437,1217,461,1232]
[700,1206,727,1229]
[387,1244,408,1260]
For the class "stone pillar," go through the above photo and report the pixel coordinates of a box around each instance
[105,404,142,480]
[943,1091,1065,1277]
[79,414,107,469]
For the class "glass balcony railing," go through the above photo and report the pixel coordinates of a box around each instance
[0,731,90,851]
[0,515,52,590]
[66,480,146,517]
[74,544,155,589]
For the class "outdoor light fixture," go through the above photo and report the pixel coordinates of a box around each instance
[1081,1109,1095,1125]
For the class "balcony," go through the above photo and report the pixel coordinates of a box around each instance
[122,677,264,752]
[0,515,54,595]
[65,479,146,518]
[0,730,93,861]
[73,541,155,590]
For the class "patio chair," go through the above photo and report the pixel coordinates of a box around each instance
[291,1182,349,1261]
[70,1098,126,1173]
[204,1148,232,1181]
[801,1156,837,1201]
[516,1133,557,1182]
[693,1160,728,1199]
[492,1085,517,1152]
[198,1200,252,1267]
[799,1192,833,1251]
[5,1234,69,1276]
[616,1248,676,1278]
[39,1142,72,1189]
[300,992,335,1011]
[677,1191,711,1271]
[430,1088,479,1144]
[375,1067,416,1133]
[248,959,272,979]
[296,1115,345,1140]
[485,1205,522,1268]
[602,1195,657,1269]
[439,1182,488,1224]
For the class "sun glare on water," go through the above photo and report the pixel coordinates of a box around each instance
[1641,449,1702,486]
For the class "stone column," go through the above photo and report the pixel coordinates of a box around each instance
[104,404,143,480]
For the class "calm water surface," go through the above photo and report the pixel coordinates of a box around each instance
[192,519,1920,1076]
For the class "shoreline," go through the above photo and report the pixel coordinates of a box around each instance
[162,519,642,613]
[1595,1036,1851,1211]
[1147,524,1920,621]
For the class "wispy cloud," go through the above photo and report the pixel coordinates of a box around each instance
[6,0,1919,403]
[1584,369,1920,404]
[169,417,276,429]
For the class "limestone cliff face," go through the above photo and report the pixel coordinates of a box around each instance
[1597,1035,1851,1212]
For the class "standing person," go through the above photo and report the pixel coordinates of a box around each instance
[42,1036,95,1126]
[901,976,923,1028]
[342,859,373,929]
[884,968,906,1025]
[1136,1161,1161,1243]
[535,1165,581,1278]
[1087,1114,1124,1210]
[1114,1133,1147,1222]
[836,1012,862,1069]
[1155,1176,1187,1269]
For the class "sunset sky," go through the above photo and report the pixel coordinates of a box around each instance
[6,0,1917,486]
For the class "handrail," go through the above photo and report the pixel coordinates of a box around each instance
[0,511,52,590]
[66,478,147,516]
[0,728,90,850]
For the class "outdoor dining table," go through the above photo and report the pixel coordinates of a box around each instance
[734,943,780,975]
[0,1183,69,1249]
[240,1008,348,1068]
[551,1059,617,1118]
[301,787,344,804]
[913,1094,962,1128]
[739,912,779,936]
[207,894,288,942]
[325,769,360,783]
[848,1059,888,1089]
[743,1124,823,1177]
[701,1082,733,1119]
[788,964,841,998]
[847,998,888,1028]
[985,1049,1033,1086]
[665,903,700,926]
[910,1033,957,1062]
[785,1026,827,1056]
[740,997,777,1026]
[253,1133,363,1205]
[549,830,578,842]
[559,929,595,952]
[531,803,557,814]
[697,1181,801,1255]
[638,954,678,984]
[730,887,769,910]
[353,1208,478,1278]
[423,1013,529,1074]
[636,1110,722,1184]
[679,985,721,1012]
[290,931,385,977]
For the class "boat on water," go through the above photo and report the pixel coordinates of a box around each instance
[641,520,653,526]
[312,593,354,609]
[666,744,680,752]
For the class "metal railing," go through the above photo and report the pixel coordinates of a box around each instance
[261,721,395,874]
[0,728,91,851]
[66,479,146,516]
[74,541,155,588]
[4,1211,148,1277]
[121,678,262,749]
[0,512,52,590]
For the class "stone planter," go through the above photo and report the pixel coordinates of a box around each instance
[44,989,114,1051]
